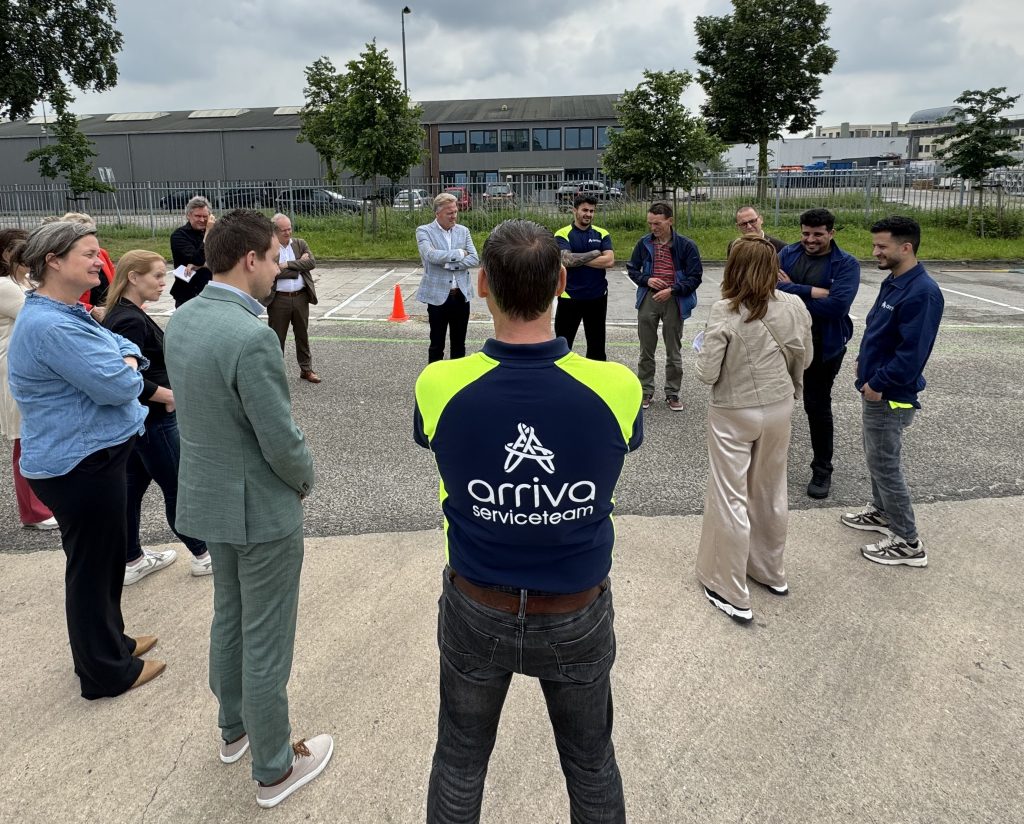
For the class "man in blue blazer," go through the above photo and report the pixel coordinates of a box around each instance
[415,192,479,362]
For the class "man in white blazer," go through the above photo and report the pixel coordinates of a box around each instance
[415,193,479,362]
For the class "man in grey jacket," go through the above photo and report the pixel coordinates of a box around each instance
[165,209,332,809]
[415,192,479,362]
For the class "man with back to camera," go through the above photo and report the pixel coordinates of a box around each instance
[553,193,615,359]
[777,207,860,499]
[626,201,703,412]
[729,205,786,255]
[267,212,321,383]
[414,219,643,823]
[415,192,479,363]
[164,209,332,809]
[169,196,215,307]
[842,216,943,567]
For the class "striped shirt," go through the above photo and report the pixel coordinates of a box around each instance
[652,241,675,282]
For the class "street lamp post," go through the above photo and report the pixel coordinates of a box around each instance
[401,6,411,94]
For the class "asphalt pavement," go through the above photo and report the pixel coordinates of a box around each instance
[0,260,1022,822]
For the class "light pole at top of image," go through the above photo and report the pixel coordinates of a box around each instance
[401,6,411,95]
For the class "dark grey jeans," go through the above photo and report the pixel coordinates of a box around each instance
[426,570,625,824]
[862,397,918,541]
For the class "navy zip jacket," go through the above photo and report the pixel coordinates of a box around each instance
[855,263,944,407]
[626,231,703,321]
[777,240,860,361]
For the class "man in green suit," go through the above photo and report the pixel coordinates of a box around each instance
[165,209,333,809]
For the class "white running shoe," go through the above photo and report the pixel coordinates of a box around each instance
[190,552,213,577]
[124,548,178,586]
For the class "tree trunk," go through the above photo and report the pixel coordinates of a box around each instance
[757,138,769,202]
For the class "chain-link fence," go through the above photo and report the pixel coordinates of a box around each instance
[2,169,1022,234]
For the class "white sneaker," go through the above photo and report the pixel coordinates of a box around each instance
[190,552,213,577]
[24,516,59,530]
[124,548,178,586]
[256,734,334,808]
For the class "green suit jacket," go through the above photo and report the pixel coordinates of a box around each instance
[164,284,314,544]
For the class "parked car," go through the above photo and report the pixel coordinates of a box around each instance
[159,189,210,210]
[276,187,368,215]
[217,184,276,210]
[393,189,430,208]
[443,186,472,210]
[367,184,406,203]
[555,181,621,210]
[480,183,517,208]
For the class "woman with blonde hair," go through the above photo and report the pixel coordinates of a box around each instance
[694,235,813,623]
[0,229,57,529]
[103,250,211,584]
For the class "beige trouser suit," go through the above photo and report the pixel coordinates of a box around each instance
[695,292,813,608]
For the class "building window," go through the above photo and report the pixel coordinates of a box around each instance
[469,130,498,153]
[565,167,594,181]
[501,129,530,152]
[441,171,468,185]
[532,128,561,151]
[470,170,499,184]
[439,131,467,154]
[922,144,931,153]
[565,127,594,150]
[597,126,618,149]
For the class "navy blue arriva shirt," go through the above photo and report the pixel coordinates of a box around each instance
[414,338,642,592]
[554,224,613,300]
[856,263,944,407]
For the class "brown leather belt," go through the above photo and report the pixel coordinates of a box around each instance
[449,570,605,615]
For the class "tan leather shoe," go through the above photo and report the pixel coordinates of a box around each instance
[300,370,321,384]
[132,635,158,656]
[130,659,166,690]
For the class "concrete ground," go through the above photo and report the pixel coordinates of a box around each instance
[1,260,1022,822]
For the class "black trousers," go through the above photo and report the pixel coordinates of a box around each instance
[427,289,470,363]
[802,346,847,474]
[30,439,144,699]
[554,294,608,361]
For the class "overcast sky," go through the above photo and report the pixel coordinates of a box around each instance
[71,0,1024,131]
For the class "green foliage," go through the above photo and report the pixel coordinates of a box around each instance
[931,207,1024,239]
[298,57,346,183]
[335,40,424,183]
[934,88,1022,184]
[0,0,122,120]
[694,0,838,196]
[601,70,724,194]
[25,86,111,197]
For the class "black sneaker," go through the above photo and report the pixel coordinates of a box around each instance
[806,469,831,499]
[641,394,653,410]
[702,586,753,624]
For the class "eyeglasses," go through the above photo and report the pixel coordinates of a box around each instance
[736,218,760,227]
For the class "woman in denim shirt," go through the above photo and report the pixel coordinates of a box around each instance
[8,222,165,699]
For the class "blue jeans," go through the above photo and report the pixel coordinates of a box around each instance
[862,398,918,541]
[427,569,625,824]
[126,413,207,561]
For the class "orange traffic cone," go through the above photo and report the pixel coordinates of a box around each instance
[388,284,410,322]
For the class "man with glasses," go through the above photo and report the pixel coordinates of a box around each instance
[729,205,785,255]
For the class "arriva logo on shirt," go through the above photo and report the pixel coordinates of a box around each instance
[882,300,896,311]
[468,423,596,526]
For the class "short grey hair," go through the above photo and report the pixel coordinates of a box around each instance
[186,196,212,214]
[433,192,457,212]
[20,221,97,283]
[271,212,291,227]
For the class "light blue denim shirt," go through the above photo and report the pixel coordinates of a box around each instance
[205,281,265,316]
[8,292,149,478]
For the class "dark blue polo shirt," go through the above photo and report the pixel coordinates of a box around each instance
[554,224,613,300]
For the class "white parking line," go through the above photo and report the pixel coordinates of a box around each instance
[938,287,1024,313]
[321,269,397,318]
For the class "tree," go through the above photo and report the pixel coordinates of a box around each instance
[26,85,112,199]
[298,57,346,183]
[601,70,724,199]
[0,0,122,121]
[934,87,1022,216]
[336,40,424,187]
[694,0,838,200]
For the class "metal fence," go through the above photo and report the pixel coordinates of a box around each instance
[2,168,1022,234]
